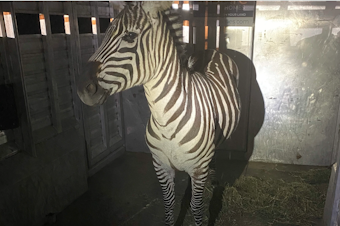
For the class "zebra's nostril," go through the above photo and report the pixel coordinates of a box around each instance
[86,83,97,95]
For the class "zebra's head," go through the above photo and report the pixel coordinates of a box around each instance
[77,1,175,106]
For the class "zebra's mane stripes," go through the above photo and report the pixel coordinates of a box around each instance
[162,9,188,68]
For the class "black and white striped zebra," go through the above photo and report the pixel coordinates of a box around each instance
[77,2,241,226]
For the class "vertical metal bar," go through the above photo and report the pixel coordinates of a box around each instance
[117,92,125,144]
[250,2,257,61]
[90,2,99,49]
[194,2,205,52]
[0,5,10,84]
[70,2,92,171]
[108,1,114,18]
[178,1,183,10]
[5,2,36,156]
[67,2,83,122]
[90,2,109,150]
[186,4,194,55]
[324,158,340,225]
[219,2,226,53]
[63,2,80,124]
[40,2,62,133]
[207,2,217,50]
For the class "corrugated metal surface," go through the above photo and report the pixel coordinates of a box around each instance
[250,2,340,166]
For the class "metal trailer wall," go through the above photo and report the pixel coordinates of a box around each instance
[250,1,340,166]
[0,2,125,226]
[123,1,340,167]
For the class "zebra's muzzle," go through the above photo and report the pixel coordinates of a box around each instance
[77,61,109,106]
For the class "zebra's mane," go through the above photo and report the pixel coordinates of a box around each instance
[162,9,188,68]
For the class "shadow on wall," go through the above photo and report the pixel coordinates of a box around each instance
[224,49,265,160]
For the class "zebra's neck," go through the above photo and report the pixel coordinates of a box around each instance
[143,48,187,129]
[142,12,190,132]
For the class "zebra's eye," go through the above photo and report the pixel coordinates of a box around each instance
[122,32,138,43]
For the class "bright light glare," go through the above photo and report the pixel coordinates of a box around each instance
[92,17,97,34]
[216,20,219,49]
[255,19,293,32]
[332,27,340,36]
[183,20,189,43]
[39,14,47,36]
[64,15,70,35]
[3,12,15,38]
[172,4,178,9]
[290,28,322,46]
[257,5,280,11]
[227,26,250,30]
[288,5,325,10]
[182,4,189,11]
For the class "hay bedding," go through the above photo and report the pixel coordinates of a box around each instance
[180,168,330,226]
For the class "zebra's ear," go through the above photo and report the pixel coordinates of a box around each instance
[142,1,172,18]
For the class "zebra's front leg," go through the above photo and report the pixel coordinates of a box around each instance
[153,158,176,226]
[190,168,209,226]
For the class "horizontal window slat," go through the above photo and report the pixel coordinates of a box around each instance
[60,109,74,120]
[25,81,48,94]
[22,61,46,74]
[24,72,47,85]
[31,114,52,131]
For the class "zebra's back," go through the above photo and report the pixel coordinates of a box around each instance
[188,49,241,147]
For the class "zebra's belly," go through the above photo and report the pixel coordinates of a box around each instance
[147,136,215,173]
[148,139,186,171]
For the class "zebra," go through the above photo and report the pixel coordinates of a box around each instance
[77,2,241,226]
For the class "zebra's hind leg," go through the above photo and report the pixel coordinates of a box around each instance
[208,154,218,186]
[190,168,209,226]
[153,158,176,226]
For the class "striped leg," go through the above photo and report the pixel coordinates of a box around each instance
[190,169,209,226]
[208,154,217,186]
[153,158,176,226]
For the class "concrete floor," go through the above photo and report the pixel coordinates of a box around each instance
[51,151,327,226]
